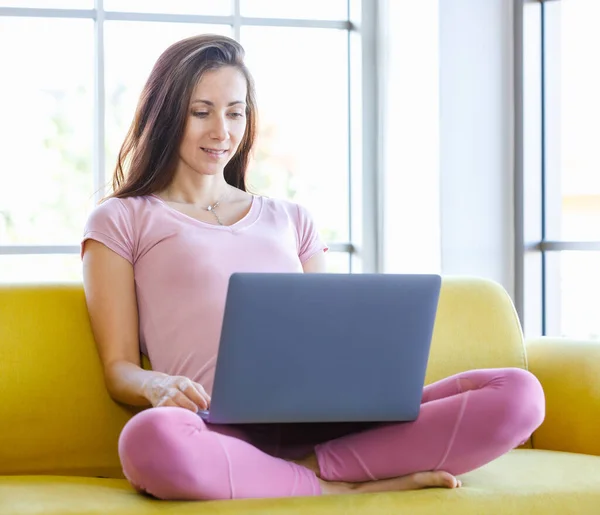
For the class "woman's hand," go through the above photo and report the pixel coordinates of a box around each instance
[142,374,211,412]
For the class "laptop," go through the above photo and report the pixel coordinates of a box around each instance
[198,272,441,425]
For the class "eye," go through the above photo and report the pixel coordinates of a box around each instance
[192,112,209,118]
[229,112,245,118]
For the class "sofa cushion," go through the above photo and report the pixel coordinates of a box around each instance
[2,450,599,514]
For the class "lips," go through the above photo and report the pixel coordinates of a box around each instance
[201,148,228,156]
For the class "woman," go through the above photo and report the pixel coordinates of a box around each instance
[81,34,545,501]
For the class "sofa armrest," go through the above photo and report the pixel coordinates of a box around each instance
[526,337,600,456]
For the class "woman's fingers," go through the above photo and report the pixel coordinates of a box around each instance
[176,379,208,410]
[149,376,211,412]
[193,382,211,408]
[156,386,199,412]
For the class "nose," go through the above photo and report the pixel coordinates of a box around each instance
[209,115,228,142]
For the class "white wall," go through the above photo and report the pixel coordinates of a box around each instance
[438,0,515,297]
[383,0,515,298]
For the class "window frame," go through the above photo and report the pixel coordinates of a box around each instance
[514,0,600,337]
[0,0,383,274]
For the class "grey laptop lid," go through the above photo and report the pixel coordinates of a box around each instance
[203,273,441,424]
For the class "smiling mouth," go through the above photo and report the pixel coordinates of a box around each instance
[201,148,228,156]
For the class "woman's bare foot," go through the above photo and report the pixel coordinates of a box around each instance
[319,470,462,495]
[291,453,462,495]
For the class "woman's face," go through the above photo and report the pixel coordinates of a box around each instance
[178,66,248,177]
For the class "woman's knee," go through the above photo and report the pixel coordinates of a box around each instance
[119,406,199,458]
[118,407,224,499]
[495,368,546,441]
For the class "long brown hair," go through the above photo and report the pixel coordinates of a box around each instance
[108,34,257,199]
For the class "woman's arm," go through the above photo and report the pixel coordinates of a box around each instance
[302,250,327,273]
[82,239,209,411]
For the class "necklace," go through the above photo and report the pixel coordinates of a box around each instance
[203,188,230,226]
[204,199,224,226]
[162,188,229,226]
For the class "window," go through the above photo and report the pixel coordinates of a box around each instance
[516,0,600,340]
[0,1,377,281]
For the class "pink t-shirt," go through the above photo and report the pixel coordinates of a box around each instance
[81,193,328,394]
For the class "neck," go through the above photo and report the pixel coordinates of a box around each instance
[161,175,230,207]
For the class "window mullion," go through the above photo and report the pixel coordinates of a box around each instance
[93,0,106,203]
[233,0,241,40]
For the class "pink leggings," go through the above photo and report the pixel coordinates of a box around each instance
[118,367,545,500]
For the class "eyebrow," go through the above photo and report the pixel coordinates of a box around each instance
[191,99,246,107]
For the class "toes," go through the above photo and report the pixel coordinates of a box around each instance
[439,471,460,488]
[436,471,459,489]
[413,471,459,489]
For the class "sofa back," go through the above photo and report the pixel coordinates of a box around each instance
[0,284,132,478]
[426,276,527,384]
[0,276,527,477]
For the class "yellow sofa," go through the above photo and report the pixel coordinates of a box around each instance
[1,277,599,514]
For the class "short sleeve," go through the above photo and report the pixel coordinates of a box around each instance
[81,197,136,264]
[295,203,329,264]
